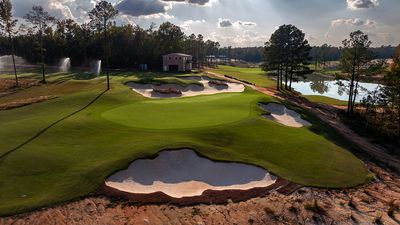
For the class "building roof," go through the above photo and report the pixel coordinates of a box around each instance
[164,53,192,57]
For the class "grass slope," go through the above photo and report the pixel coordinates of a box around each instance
[210,65,275,88]
[0,72,368,216]
[304,95,348,106]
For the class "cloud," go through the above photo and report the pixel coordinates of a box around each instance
[116,0,168,17]
[347,0,379,10]
[218,18,257,28]
[235,21,257,27]
[331,18,377,27]
[180,19,205,30]
[218,18,233,27]
[12,0,92,22]
[208,30,267,47]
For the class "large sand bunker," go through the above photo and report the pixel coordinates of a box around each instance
[105,149,277,198]
[126,76,245,98]
[259,103,312,128]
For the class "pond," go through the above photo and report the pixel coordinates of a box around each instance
[290,74,382,102]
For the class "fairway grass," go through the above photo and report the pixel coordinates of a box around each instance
[0,72,368,216]
[210,65,276,88]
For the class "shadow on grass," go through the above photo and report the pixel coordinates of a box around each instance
[0,89,108,160]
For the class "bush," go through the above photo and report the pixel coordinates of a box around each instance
[153,87,182,95]
[304,200,325,214]
[388,200,398,216]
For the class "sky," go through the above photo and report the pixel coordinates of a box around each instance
[10,0,400,47]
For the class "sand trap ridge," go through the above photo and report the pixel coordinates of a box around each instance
[259,103,312,128]
[126,76,245,98]
[105,149,276,198]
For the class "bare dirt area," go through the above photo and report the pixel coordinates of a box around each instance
[2,163,399,225]
[0,78,40,93]
[0,95,57,111]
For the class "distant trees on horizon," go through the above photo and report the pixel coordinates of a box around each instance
[0,1,220,73]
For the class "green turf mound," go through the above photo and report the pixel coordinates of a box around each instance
[101,93,255,129]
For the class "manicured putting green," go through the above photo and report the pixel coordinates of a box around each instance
[101,93,255,129]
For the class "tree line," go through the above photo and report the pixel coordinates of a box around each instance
[0,0,220,85]
[215,45,394,64]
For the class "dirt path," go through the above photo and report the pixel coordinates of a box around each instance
[2,163,399,225]
[207,71,400,173]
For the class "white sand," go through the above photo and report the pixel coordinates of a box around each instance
[259,103,312,128]
[126,76,245,99]
[105,149,276,198]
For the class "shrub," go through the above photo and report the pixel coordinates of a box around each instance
[388,200,398,216]
[374,212,383,224]
[264,207,274,215]
[191,207,201,216]
[209,80,228,87]
[153,87,182,95]
[304,200,325,214]
[288,205,298,214]
[348,198,356,209]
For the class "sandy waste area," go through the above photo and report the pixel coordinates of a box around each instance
[125,76,245,98]
[105,149,276,198]
[260,103,312,128]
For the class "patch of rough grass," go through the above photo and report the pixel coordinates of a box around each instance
[0,96,58,111]
[0,78,40,92]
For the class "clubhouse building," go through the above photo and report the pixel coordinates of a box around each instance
[163,53,193,72]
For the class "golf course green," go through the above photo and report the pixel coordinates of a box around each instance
[102,93,255,129]
[0,71,368,216]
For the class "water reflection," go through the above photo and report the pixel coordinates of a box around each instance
[291,74,380,102]
[309,76,330,94]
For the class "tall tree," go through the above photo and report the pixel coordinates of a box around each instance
[24,6,55,83]
[340,30,374,114]
[385,44,400,136]
[263,24,311,91]
[89,1,118,90]
[0,0,18,86]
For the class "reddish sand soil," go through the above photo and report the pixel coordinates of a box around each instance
[99,178,298,206]
[0,78,40,93]
[0,95,57,110]
[1,163,399,225]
